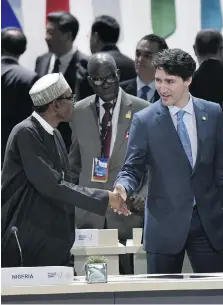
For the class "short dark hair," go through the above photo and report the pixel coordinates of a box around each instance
[140,34,168,51]
[194,29,223,56]
[91,15,120,44]
[33,102,52,114]
[152,48,196,80]
[47,11,79,41]
[1,27,26,56]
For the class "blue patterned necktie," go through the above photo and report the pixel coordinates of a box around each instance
[140,85,150,100]
[176,110,193,167]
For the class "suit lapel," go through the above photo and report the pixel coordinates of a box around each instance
[110,91,132,162]
[192,97,208,175]
[63,53,78,92]
[155,100,192,170]
[41,54,51,76]
[88,96,101,151]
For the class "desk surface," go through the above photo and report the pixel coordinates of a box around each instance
[2,273,223,296]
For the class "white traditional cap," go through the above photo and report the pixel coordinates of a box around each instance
[29,73,70,106]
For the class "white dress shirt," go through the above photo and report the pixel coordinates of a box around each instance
[32,111,54,135]
[137,77,156,103]
[168,95,197,167]
[99,88,122,157]
[48,46,76,74]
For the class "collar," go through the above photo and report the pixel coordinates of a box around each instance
[1,55,18,63]
[137,76,155,91]
[32,111,54,135]
[100,44,119,52]
[99,87,122,107]
[53,46,76,63]
[168,95,194,116]
[199,57,221,65]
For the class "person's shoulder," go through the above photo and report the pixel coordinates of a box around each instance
[120,78,135,88]
[127,94,150,109]
[4,64,38,87]
[76,50,89,63]
[36,52,50,61]
[15,65,38,83]
[117,51,134,64]
[193,96,221,112]
[8,117,36,141]
[74,94,96,110]
[134,99,161,120]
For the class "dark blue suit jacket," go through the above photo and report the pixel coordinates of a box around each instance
[115,97,223,254]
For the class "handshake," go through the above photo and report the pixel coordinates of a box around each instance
[108,185,145,216]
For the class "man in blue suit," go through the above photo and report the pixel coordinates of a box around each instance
[115,48,223,273]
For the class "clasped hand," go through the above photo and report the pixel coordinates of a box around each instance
[108,188,131,216]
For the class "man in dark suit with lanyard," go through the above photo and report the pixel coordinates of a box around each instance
[121,34,168,103]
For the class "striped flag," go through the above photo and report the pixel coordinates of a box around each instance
[1,0,23,29]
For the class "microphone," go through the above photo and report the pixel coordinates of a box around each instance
[11,226,23,267]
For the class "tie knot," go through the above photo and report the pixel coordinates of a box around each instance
[141,85,150,94]
[177,109,185,121]
[103,102,113,111]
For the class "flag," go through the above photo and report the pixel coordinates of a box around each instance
[1,0,23,29]
[201,0,223,31]
[151,0,176,38]
[46,0,70,16]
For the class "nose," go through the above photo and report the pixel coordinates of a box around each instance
[137,55,143,64]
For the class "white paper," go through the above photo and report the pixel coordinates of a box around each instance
[74,229,99,247]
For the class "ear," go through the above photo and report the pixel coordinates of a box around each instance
[87,75,93,88]
[93,32,100,43]
[193,45,197,56]
[117,69,120,81]
[185,76,192,87]
[51,100,60,111]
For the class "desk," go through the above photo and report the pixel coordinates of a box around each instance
[2,274,223,304]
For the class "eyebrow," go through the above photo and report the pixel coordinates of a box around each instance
[136,49,152,54]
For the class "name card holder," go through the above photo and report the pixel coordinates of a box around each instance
[2,266,74,287]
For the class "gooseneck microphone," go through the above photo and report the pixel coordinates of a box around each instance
[11,226,23,267]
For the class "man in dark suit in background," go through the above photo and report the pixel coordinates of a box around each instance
[1,27,38,166]
[76,15,136,101]
[35,11,88,151]
[115,48,223,273]
[190,29,223,108]
[121,34,168,103]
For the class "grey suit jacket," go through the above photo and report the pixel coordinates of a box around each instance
[69,89,150,240]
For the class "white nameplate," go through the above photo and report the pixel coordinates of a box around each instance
[74,229,99,247]
[1,266,74,287]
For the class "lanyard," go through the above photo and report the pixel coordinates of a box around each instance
[95,95,116,156]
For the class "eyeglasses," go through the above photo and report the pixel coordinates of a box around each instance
[58,94,76,105]
[89,73,118,86]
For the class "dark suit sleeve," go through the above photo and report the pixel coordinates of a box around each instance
[115,113,149,196]
[215,106,223,202]
[17,127,109,216]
